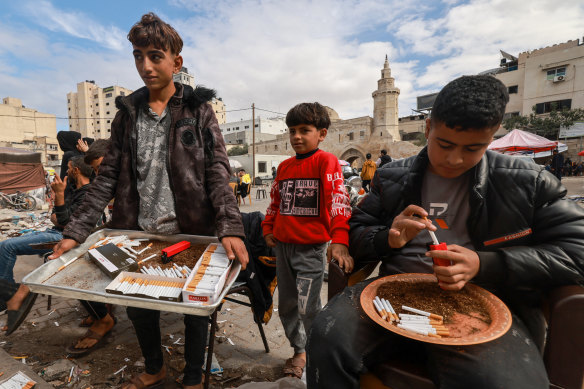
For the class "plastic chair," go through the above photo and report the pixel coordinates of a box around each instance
[204,281,270,389]
[254,177,267,200]
[327,261,584,389]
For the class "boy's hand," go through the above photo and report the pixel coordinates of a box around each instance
[221,236,249,270]
[48,238,79,259]
[327,243,354,274]
[264,233,277,248]
[77,139,89,153]
[427,244,480,290]
[388,205,436,249]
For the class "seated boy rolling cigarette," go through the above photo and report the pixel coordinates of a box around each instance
[262,102,353,379]
[306,75,584,389]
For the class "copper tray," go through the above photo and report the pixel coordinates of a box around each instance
[360,274,512,345]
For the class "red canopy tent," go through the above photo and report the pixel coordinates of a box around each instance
[0,148,45,194]
[488,129,558,153]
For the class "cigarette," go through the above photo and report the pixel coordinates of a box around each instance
[381,298,399,322]
[68,366,75,382]
[402,305,443,321]
[424,217,439,245]
[137,243,153,255]
[372,300,388,321]
[373,296,390,321]
[138,254,156,265]
[58,255,81,271]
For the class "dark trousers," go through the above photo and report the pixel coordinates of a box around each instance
[306,278,549,389]
[126,307,208,386]
[362,180,371,193]
[80,300,109,319]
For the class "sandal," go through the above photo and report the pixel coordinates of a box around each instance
[282,356,305,379]
[6,292,38,335]
[122,370,165,389]
[80,304,116,327]
[65,328,111,356]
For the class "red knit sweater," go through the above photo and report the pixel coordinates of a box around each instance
[262,149,351,246]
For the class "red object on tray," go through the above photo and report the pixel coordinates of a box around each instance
[428,242,452,266]
[161,240,191,263]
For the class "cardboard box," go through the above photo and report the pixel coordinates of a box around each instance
[88,243,138,279]
[106,271,185,302]
[182,243,231,305]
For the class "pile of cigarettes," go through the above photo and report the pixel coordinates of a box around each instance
[110,275,184,301]
[373,296,449,338]
[140,264,192,278]
[185,244,230,295]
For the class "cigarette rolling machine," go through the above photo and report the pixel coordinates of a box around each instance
[161,240,191,263]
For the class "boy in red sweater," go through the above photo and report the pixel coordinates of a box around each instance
[263,102,354,378]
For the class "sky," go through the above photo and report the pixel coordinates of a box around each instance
[1,0,583,130]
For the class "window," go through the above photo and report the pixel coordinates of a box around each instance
[227,128,230,132]
[106,111,110,115]
[108,129,111,133]
[274,145,278,150]
[96,112,99,115]
[68,107,70,111]
[245,125,249,129]
[546,67,566,80]
[107,120,111,123]
[97,121,100,124]
[106,102,110,106]
[348,133,354,141]
[96,103,99,106]
[236,127,239,130]
[255,124,258,128]
[105,93,113,98]
[120,92,125,96]
[258,162,267,173]
[94,94,98,98]
[360,131,365,139]
[68,99,70,103]
[534,99,571,114]
[508,85,518,94]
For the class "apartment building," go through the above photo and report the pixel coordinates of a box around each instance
[491,39,584,117]
[219,117,287,145]
[67,81,133,139]
[0,97,62,165]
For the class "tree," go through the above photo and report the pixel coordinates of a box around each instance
[503,107,584,139]
[227,144,248,156]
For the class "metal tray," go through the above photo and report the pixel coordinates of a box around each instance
[22,229,241,316]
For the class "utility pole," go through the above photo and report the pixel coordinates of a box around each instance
[252,103,255,181]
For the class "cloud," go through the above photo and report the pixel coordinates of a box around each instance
[24,0,126,51]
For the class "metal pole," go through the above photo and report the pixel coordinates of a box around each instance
[252,103,255,182]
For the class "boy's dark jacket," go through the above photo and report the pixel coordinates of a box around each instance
[63,83,244,243]
[350,148,584,296]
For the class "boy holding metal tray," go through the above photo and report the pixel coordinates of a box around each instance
[306,75,584,388]
[49,13,248,389]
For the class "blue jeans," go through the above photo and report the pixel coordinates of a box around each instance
[0,229,63,282]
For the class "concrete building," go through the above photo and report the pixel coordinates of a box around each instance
[210,98,226,125]
[67,81,133,139]
[0,97,62,166]
[249,58,419,168]
[488,38,584,118]
[220,117,287,145]
[173,66,195,88]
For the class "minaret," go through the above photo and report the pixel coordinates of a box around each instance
[372,55,400,141]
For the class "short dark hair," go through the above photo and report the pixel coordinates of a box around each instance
[128,13,183,55]
[286,102,330,129]
[84,139,110,165]
[70,156,93,178]
[431,75,509,131]
[366,153,371,159]
[380,149,387,155]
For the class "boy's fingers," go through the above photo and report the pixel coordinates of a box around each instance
[401,204,428,218]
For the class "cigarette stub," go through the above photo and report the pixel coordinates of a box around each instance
[402,305,443,321]
[372,299,387,321]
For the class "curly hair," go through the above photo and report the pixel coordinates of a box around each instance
[286,102,331,129]
[70,156,94,179]
[431,75,509,131]
[127,12,183,55]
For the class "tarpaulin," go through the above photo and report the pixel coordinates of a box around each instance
[0,162,45,194]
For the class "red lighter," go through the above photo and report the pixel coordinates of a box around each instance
[161,241,191,263]
[427,242,452,266]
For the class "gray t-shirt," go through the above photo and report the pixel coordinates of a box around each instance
[135,106,180,234]
[385,170,474,274]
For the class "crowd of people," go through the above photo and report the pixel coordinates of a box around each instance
[1,12,583,389]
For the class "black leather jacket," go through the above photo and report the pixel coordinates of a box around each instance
[350,148,584,297]
[64,83,244,243]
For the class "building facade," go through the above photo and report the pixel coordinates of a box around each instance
[492,39,584,118]
[220,117,287,145]
[67,81,133,139]
[173,66,195,88]
[0,97,62,165]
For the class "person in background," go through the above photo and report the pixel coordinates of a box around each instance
[360,153,376,193]
[378,149,392,167]
[550,148,564,181]
[238,169,252,202]
[272,166,277,179]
